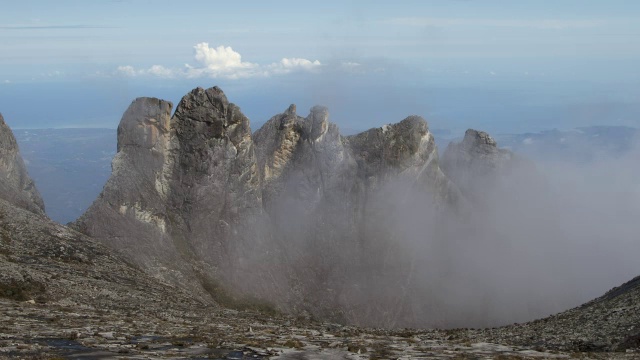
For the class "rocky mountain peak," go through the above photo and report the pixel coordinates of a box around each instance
[284,103,296,116]
[441,128,522,201]
[0,113,45,215]
[306,105,330,141]
[442,128,513,172]
[462,128,497,147]
[74,86,261,300]
[75,86,463,320]
[172,86,252,147]
[117,97,172,152]
[347,115,436,179]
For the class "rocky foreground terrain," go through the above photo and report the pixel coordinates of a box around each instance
[1,223,639,360]
[1,89,640,358]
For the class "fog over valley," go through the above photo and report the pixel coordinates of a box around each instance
[12,110,640,329]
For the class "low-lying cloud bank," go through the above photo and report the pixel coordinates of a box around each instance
[223,130,640,329]
[65,86,640,329]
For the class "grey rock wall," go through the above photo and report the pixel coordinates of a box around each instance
[73,86,471,323]
[0,113,45,215]
[74,88,262,300]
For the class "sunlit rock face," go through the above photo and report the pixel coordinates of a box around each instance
[254,110,459,224]
[73,88,262,301]
[253,104,358,241]
[0,113,45,215]
[347,115,460,206]
[74,85,465,324]
[254,104,356,216]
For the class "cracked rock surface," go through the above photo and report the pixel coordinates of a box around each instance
[73,88,262,301]
[70,87,466,326]
[0,113,45,216]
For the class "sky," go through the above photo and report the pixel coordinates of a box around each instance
[1,0,639,135]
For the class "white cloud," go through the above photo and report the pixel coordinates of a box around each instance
[116,65,137,77]
[384,17,605,30]
[147,65,174,78]
[193,43,255,71]
[186,43,258,79]
[3,80,10,84]
[116,64,174,78]
[267,57,322,75]
[116,43,325,80]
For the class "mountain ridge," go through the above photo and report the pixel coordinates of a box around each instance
[72,86,466,326]
[1,89,640,356]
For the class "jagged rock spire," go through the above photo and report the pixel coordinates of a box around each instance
[0,113,45,215]
[74,85,463,316]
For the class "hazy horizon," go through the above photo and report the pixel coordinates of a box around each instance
[1,1,639,135]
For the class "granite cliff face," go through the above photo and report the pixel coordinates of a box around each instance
[72,97,188,288]
[0,113,45,215]
[74,88,262,300]
[347,115,460,206]
[245,105,465,323]
[254,104,356,216]
[254,108,459,221]
[72,86,480,325]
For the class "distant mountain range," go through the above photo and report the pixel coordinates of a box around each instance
[495,126,640,163]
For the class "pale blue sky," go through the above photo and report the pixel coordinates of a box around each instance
[1,0,639,134]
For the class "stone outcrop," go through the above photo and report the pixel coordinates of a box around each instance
[73,85,463,321]
[441,129,514,173]
[73,87,262,300]
[241,105,464,323]
[347,116,460,206]
[441,129,523,201]
[254,109,460,218]
[72,97,183,285]
[253,104,358,249]
[0,113,45,215]
[254,104,357,215]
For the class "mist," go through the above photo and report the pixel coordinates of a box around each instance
[217,129,640,329]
